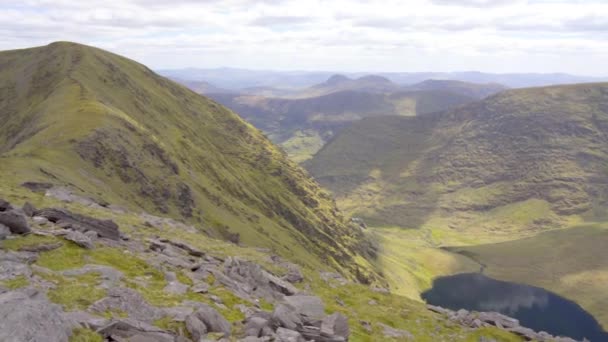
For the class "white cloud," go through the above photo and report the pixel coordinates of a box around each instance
[0,0,606,75]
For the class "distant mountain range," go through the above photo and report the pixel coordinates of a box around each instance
[160,67,607,91]
[205,76,494,161]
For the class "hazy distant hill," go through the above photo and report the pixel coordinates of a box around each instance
[404,79,507,99]
[208,88,475,162]
[160,67,607,90]
[306,83,608,232]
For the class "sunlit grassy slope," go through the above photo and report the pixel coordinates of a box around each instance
[307,83,608,234]
[0,41,379,282]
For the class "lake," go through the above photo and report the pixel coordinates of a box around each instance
[422,273,608,342]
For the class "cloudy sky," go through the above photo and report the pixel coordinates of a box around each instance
[1,0,607,75]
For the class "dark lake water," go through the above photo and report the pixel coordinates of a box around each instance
[422,273,608,342]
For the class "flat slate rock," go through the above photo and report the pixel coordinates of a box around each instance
[36,208,120,240]
[0,290,74,342]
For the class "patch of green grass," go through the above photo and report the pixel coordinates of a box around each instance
[1,234,59,251]
[36,242,87,270]
[1,275,29,289]
[154,316,190,337]
[69,328,103,342]
[38,271,106,310]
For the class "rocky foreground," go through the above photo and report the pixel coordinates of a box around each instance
[0,191,584,341]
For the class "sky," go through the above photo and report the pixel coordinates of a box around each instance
[1,0,607,75]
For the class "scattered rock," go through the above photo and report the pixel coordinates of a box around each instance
[62,264,123,288]
[0,209,31,234]
[90,287,163,322]
[272,304,303,331]
[191,282,210,294]
[19,241,63,253]
[98,318,175,342]
[380,323,413,339]
[282,264,304,284]
[64,230,94,249]
[164,280,189,295]
[32,216,49,226]
[245,316,271,337]
[186,312,208,341]
[21,202,37,217]
[283,295,325,325]
[0,199,13,211]
[84,230,99,240]
[359,320,372,333]
[275,327,305,342]
[320,312,349,341]
[64,310,109,330]
[219,257,298,301]
[186,304,232,338]
[0,260,32,281]
[0,290,74,342]
[0,223,10,240]
[21,182,53,193]
[35,208,120,240]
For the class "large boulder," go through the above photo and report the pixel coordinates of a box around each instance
[0,199,12,211]
[36,208,120,240]
[321,312,349,341]
[271,304,303,330]
[0,290,74,342]
[275,327,305,342]
[244,316,271,337]
[90,287,163,322]
[0,209,31,234]
[64,230,94,249]
[98,318,174,342]
[283,295,325,325]
[185,304,231,338]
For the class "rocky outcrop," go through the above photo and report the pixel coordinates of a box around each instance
[35,208,120,240]
[0,208,31,234]
[427,305,577,342]
[0,289,74,342]
[98,318,175,342]
[90,287,164,322]
[185,304,232,338]
[64,230,95,249]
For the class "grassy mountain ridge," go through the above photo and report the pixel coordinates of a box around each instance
[307,82,608,234]
[208,89,475,162]
[0,41,378,282]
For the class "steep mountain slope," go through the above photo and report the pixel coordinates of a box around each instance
[0,42,378,281]
[306,83,608,234]
[209,89,475,162]
[404,79,507,99]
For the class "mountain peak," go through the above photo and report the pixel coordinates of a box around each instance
[357,75,393,83]
[325,74,351,85]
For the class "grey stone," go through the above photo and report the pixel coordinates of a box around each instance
[35,207,120,240]
[64,310,109,330]
[321,312,349,340]
[22,202,36,217]
[164,281,189,295]
[192,282,210,294]
[186,304,231,337]
[186,313,208,341]
[0,209,31,234]
[0,290,74,342]
[0,260,32,281]
[64,230,95,249]
[84,230,99,239]
[245,316,270,337]
[62,264,123,288]
[32,216,49,226]
[98,318,174,342]
[380,323,413,339]
[0,199,13,211]
[275,327,305,342]
[90,287,163,322]
[0,223,10,240]
[272,303,302,330]
[21,182,53,193]
[283,295,325,324]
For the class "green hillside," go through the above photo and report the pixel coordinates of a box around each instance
[0,42,378,282]
[307,83,608,235]
[209,89,474,162]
